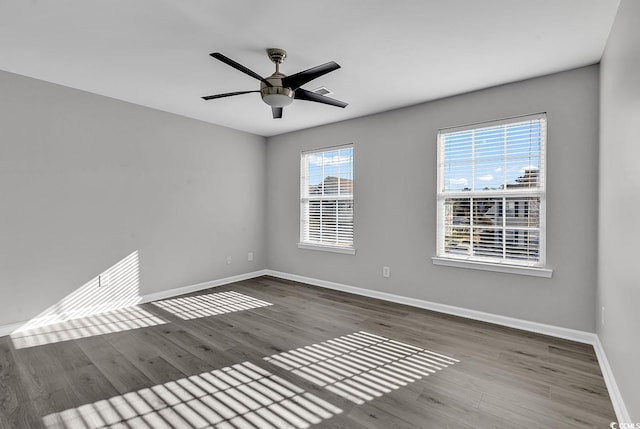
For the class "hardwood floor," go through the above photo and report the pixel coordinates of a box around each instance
[0,276,616,428]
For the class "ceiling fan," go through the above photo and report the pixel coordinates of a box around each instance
[202,48,348,119]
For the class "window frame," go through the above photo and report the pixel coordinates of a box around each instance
[433,113,552,277]
[298,144,355,255]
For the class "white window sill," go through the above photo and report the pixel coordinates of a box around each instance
[298,243,356,255]
[432,257,552,278]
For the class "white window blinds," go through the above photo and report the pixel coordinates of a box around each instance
[300,145,354,249]
[437,114,546,266]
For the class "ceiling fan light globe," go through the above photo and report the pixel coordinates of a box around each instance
[261,86,294,107]
[262,93,294,107]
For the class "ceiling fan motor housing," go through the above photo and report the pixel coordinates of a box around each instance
[261,73,294,107]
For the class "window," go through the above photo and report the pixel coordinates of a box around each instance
[299,145,354,254]
[435,114,549,275]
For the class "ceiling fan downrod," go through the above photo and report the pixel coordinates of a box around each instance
[261,48,293,108]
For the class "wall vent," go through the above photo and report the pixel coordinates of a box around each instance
[311,86,333,96]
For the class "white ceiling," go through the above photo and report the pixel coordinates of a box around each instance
[0,1,620,137]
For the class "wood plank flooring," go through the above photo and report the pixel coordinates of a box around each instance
[0,276,617,428]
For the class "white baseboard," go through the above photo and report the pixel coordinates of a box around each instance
[264,269,630,422]
[1,298,142,336]
[139,269,268,303]
[0,321,27,338]
[265,270,595,344]
[0,269,268,338]
[593,336,632,423]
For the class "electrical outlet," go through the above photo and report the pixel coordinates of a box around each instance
[248,252,254,262]
[226,256,232,265]
[601,306,605,326]
[99,273,110,287]
[383,266,390,278]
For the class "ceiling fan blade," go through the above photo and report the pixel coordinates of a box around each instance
[210,53,272,87]
[282,61,340,90]
[201,90,260,100]
[294,89,348,108]
[272,107,283,119]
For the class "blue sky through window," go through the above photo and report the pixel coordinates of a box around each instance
[307,147,353,188]
[443,121,542,192]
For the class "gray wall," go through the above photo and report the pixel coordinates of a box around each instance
[267,66,599,332]
[0,70,266,326]
[598,0,640,420]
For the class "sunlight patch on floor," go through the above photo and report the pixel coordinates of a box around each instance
[152,291,273,320]
[264,331,459,405]
[43,361,341,429]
